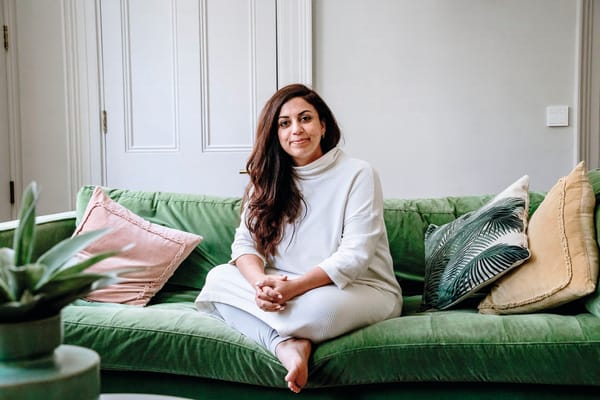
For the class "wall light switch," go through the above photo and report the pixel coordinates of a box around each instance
[546,105,569,127]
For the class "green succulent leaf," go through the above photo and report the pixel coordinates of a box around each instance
[17,288,36,305]
[6,263,45,300]
[35,228,111,289]
[0,248,15,302]
[43,249,122,286]
[13,182,38,266]
[0,283,11,303]
[0,295,42,321]
[0,247,13,267]
[1,181,121,322]
[35,273,112,312]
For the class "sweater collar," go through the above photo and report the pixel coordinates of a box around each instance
[293,147,341,178]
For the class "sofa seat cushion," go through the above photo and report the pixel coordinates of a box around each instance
[313,297,599,387]
[63,292,288,388]
[62,296,600,388]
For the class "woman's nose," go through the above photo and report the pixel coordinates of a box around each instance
[291,120,303,134]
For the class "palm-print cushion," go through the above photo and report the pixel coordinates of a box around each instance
[420,175,530,311]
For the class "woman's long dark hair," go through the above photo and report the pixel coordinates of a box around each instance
[243,84,341,260]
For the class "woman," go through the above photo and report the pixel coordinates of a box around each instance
[195,83,402,393]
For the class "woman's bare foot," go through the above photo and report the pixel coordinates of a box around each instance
[275,338,312,393]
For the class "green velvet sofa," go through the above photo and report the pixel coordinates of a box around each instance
[1,172,600,400]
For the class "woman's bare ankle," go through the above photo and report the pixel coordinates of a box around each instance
[275,338,312,393]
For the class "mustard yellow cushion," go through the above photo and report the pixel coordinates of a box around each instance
[478,161,599,314]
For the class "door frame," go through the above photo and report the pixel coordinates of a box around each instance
[64,0,104,202]
[2,0,20,219]
[577,0,600,168]
[70,0,312,194]
[0,0,10,221]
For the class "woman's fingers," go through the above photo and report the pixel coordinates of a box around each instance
[255,286,285,311]
[255,297,285,312]
[264,286,283,300]
[255,283,283,301]
[255,294,285,311]
[256,274,288,288]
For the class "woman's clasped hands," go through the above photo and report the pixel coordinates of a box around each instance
[254,275,294,312]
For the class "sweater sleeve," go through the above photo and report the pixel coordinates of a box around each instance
[230,205,266,266]
[318,166,387,289]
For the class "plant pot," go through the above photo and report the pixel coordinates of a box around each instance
[0,312,100,399]
[0,313,62,362]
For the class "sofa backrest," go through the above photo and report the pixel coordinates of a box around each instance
[76,186,242,291]
[78,171,600,293]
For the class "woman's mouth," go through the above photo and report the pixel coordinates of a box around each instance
[291,138,308,145]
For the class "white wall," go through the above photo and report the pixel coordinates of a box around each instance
[2,0,591,222]
[313,0,579,198]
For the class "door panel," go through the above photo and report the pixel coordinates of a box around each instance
[101,0,277,197]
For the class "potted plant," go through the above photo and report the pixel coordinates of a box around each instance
[0,182,122,361]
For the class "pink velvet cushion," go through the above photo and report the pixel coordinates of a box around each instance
[74,186,203,305]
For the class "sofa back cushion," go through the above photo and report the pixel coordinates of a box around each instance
[76,186,241,291]
[583,168,600,317]
[76,186,549,294]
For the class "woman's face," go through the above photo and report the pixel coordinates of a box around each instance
[277,97,326,166]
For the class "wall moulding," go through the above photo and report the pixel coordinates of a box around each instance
[276,0,312,88]
[120,0,180,153]
[199,0,261,153]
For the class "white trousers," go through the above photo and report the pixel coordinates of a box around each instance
[197,264,403,343]
[214,302,291,354]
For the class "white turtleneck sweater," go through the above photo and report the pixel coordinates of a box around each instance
[195,148,402,342]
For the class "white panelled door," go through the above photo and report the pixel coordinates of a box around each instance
[100,0,277,197]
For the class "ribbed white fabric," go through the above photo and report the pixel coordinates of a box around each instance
[213,302,288,354]
[195,147,402,343]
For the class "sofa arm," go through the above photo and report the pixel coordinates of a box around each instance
[0,211,77,259]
